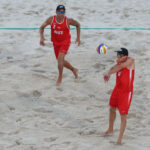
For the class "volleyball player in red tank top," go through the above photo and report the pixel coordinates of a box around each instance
[40,5,80,85]
[103,48,135,145]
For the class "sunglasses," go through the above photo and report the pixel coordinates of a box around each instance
[58,10,65,14]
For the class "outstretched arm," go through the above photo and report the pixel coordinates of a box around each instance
[68,18,81,46]
[104,58,134,82]
[108,58,134,75]
[40,17,52,46]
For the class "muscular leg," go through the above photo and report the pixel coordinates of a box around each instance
[104,107,116,135]
[116,114,127,145]
[64,60,78,79]
[56,53,65,85]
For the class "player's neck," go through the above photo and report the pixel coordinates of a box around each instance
[56,16,64,23]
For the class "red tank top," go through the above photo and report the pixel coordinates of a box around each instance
[51,15,71,45]
[116,68,134,92]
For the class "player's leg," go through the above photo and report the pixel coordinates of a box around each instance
[104,107,116,135]
[116,91,132,144]
[53,44,63,85]
[103,87,118,136]
[64,60,78,79]
[116,114,127,145]
[60,45,78,79]
[57,52,65,85]
[53,44,59,59]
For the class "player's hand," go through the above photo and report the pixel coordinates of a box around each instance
[40,38,46,46]
[104,74,110,82]
[75,38,80,46]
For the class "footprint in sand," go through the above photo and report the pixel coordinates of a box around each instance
[15,140,21,145]
[88,94,95,98]
[63,141,71,145]
[71,7,80,11]
[93,63,101,69]
[32,90,42,97]
[33,108,53,113]
[107,10,113,14]
[15,91,30,98]
[86,107,93,111]
[7,56,13,60]
[121,41,129,46]
[107,89,113,95]
[31,69,46,73]
[16,118,22,122]
[124,13,129,18]
[78,129,97,135]
[105,33,115,40]
[33,64,41,67]
[84,118,94,123]
[8,105,15,111]
[44,137,58,142]
[56,86,63,92]
[133,90,143,95]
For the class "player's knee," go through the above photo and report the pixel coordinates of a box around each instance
[110,107,116,112]
[58,59,64,68]
[58,56,64,63]
[120,114,127,122]
[58,62,63,68]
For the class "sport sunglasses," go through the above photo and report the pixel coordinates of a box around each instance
[58,10,65,14]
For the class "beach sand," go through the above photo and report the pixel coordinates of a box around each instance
[0,0,150,149]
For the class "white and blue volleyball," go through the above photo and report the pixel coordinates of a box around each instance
[96,43,107,54]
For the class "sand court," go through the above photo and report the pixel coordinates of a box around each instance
[0,0,150,149]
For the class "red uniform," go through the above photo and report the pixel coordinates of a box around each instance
[110,67,135,114]
[51,15,71,59]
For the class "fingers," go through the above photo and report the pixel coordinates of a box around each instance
[104,75,110,82]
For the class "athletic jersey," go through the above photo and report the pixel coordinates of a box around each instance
[51,15,71,45]
[116,68,134,92]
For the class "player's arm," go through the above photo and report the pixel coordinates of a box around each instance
[68,18,81,46]
[108,58,134,75]
[40,17,53,46]
[104,58,134,82]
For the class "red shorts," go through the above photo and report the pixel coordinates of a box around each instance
[109,87,133,114]
[53,44,70,59]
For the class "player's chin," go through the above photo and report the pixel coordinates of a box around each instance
[60,14,65,17]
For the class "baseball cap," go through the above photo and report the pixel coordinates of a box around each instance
[115,48,128,56]
[56,5,65,11]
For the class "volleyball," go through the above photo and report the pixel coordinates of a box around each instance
[96,43,107,54]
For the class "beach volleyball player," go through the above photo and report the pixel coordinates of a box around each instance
[103,48,135,145]
[40,5,80,85]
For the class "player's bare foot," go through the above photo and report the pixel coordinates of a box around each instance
[116,139,122,145]
[73,68,78,79]
[101,130,113,137]
[56,76,62,86]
